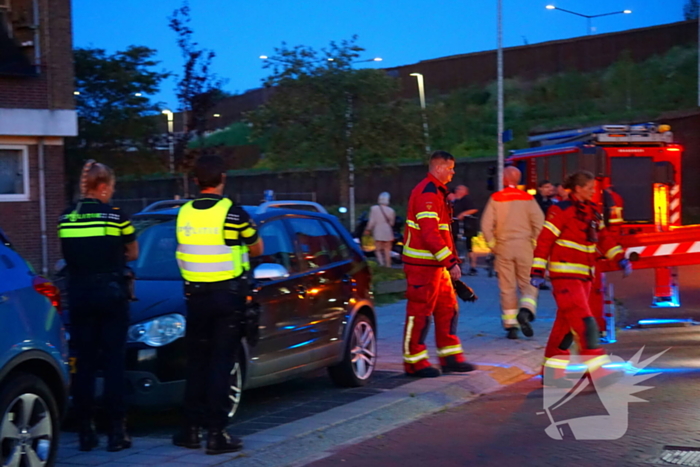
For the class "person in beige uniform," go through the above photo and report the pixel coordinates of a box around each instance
[481,166,544,339]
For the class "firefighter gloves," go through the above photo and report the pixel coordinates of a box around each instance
[453,280,478,302]
[619,258,633,278]
[530,276,546,288]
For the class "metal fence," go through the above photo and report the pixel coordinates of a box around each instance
[234,192,317,205]
[112,198,169,216]
[112,192,318,216]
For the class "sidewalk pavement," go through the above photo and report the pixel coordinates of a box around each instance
[56,271,557,467]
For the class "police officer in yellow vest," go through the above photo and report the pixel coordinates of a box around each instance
[172,156,263,455]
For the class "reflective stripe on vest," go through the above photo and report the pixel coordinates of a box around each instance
[176,198,243,282]
[555,239,596,254]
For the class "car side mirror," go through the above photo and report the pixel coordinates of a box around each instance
[253,263,289,281]
[54,259,66,274]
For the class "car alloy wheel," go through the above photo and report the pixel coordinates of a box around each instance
[350,319,377,381]
[0,388,54,467]
[228,361,243,419]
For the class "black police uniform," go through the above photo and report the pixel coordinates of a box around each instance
[58,199,136,432]
[180,195,260,435]
[452,195,477,253]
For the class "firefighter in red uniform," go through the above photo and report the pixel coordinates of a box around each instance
[603,185,625,228]
[530,171,632,387]
[402,151,476,377]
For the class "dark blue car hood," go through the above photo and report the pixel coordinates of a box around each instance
[129,279,186,324]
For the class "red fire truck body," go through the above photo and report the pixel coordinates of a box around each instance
[508,123,700,340]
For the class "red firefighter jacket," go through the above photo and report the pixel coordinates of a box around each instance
[531,195,625,281]
[402,173,460,269]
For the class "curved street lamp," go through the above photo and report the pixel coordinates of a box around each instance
[410,73,430,155]
[545,5,632,35]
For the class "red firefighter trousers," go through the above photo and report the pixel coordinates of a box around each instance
[544,279,607,379]
[403,264,466,373]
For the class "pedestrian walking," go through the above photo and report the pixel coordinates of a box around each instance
[364,192,396,267]
[58,160,138,452]
[401,150,476,377]
[481,166,544,340]
[530,170,632,387]
[451,185,479,275]
[172,155,264,454]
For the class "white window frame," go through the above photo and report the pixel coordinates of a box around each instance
[0,144,30,202]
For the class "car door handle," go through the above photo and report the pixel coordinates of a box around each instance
[296,285,307,296]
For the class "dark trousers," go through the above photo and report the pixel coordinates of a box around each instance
[69,283,129,422]
[183,289,245,431]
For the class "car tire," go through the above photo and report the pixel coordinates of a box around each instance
[328,314,377,387]
[0,372,60,467]
[227,350,244,419]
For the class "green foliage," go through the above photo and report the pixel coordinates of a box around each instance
[66,46,170,196]
[169,2,227,180]
[246,36,424,206]
[429,45,699,156]
[188,122,253,148]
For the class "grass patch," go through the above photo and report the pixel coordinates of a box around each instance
[374,292,406,306]
[369,261,406,283]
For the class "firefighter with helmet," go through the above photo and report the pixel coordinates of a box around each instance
[401,150,477,377]
[531,170,632,387]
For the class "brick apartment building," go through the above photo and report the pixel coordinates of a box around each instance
[0,0,76,274]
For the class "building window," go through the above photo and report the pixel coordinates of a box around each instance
[0,145,29,201]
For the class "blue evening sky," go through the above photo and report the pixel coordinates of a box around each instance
[72,0,689,109]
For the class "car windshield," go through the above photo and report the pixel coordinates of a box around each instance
[129,219,180,280]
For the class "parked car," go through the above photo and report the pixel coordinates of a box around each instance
[61,201,377,418]
[0,227,69,467]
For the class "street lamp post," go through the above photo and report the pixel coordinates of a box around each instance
[345,57,382,232]
[545,5,632,35]
[162,109,175,174]
[497,0,504,191]
[410,73,431,155]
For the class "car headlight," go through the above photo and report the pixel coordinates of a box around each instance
[127,313,186,347]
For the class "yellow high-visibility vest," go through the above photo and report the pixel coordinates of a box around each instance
[176,198,243,282]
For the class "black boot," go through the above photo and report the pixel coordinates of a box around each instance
[441,361,476,373]
[173,425,202,449]
[517,308,535,338]
[206,430,243,455]
[78,420,98,452]
[407,366,441,378]
[107,419,132,452]
[506,328,519,340]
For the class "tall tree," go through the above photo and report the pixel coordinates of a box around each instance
[168,1,225,183]
[684,0,699,20]
[66,46,169,198]
[247,36,423,209]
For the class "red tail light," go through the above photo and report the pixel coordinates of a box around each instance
[33,276,62,313]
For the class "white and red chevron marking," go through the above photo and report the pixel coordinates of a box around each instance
[626,241,700,258]
[670,185,681,225]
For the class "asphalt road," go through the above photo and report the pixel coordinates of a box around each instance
[305,266,700,467]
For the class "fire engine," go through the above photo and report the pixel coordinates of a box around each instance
[508,123,700,342]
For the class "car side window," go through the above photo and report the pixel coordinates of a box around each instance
[288,217,333,270]
[254,220,299,274]
[321,221,350,262]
